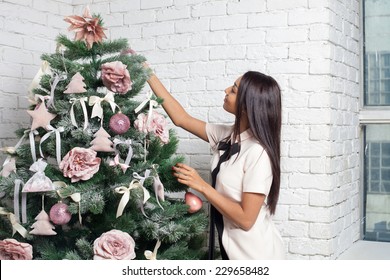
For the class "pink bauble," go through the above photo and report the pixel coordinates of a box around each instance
[49,202,72,225]
[185,192,203,213]
[109,113,130,135]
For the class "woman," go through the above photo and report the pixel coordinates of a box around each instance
[146,68,285,260]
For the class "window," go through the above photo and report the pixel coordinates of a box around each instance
[362,0,390,242]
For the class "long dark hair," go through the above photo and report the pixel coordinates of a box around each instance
[233,71,282,215]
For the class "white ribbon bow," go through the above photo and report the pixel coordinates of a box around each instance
[69,97,89,130]
[114,180,150,218]
[113,138,134,167]
[134,91,159,126]
[89,91,118,120]
[144,239,161,260]
[39,125,64,166]
[0,207,29,238]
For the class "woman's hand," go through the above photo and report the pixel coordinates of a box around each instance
[172,163,209,193]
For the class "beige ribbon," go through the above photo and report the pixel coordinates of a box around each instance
[70,97,89,130]
[39,125,64,166]
[89,91,118,120]
[115,180,150,218]
[0,207,29,238]
[144,239,161,260]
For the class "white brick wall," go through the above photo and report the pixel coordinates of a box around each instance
[0,0,361,259]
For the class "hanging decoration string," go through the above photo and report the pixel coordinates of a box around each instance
[69,97,89,130]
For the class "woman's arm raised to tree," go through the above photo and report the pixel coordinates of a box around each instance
[146,71,208,142]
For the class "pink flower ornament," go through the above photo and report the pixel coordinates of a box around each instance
[59,147,101,182]
[93,229,136,260]
[0,239,33,260]
[101,61,132,94]
[134,111,169,144]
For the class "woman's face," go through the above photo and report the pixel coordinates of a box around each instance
[223,76,241,115]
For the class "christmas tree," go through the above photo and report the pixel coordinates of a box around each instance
[0,7,208,260]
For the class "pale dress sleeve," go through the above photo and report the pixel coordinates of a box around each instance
[243,144,273,195]
[205,123,234,151]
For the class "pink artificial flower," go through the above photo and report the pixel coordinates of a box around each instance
[0,239,33,260]
[101,61,132,94]
[59,147,101,183]
[93,229,136,260]
[134,111,169,144]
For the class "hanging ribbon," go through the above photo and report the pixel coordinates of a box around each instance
[134,91,159,126]
[89,91,118,121]
[39,125,64,166]
[113,138,134,167]
[0,207,29,238]
[133,170,151,186]
[69,97,89,130]
[47,72,67,108]
[53,181,82,224]
[109,154,129,173]
[144,239,161,260]
[29,129,39,163]
[114,180,150,218]
[14,179,27,224]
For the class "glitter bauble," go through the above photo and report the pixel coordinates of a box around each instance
[49,202,72,225]
[109,113,131,135]
[185,192,203,213]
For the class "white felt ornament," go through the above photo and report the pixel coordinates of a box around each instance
[27,102,57,131]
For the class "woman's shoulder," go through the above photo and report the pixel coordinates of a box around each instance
[206,123,234,148]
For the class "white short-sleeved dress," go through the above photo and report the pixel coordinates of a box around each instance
[206,123,285,260]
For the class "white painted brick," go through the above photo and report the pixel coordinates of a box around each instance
[288,109,331,125]
[227,29,265,44]
[0,63,23,79]
[129,38,156,52]
[3,0,33,5]
[248,12,287,27]
[173,0,208,6]
[189,154,212,170]
[102,14,125,27]
[23,37,53,53]
[227,0,266,14]
[210,14,247,31]
[208,108,234,124]
[171,77,206,93]
[189,61,225,77]
[268,0,307,11]
[157,6,190,21]
[110,0,140,12]
[279,189,309,205]
[187,107,209,122]
[267,60,308,74]
[281,125,309,141]
[281,157,310,173]
[33,0,61,13]
[290,205,334,223]
[124,10,156,25]
[141,0,173,10]
[278,221,308,238]
[289,42,331,60]
[309,221,344,239]
[206,77,233,91]
[288,8,330,25]
[173,48,209,63]
[0,123,20,138]
[0,94,18,109]
[142,22,174,37]
[226,60,266,76]
[190,92,223,107]
[309,24,331,41]
[247,45,288,60]
[155,63,188,79]
[177,139,209,155]
[266,27,308,43]
[190,31,228,46]
[2,48,34,65]
[290,75,331,92]
[111,26,141,40]
[191,1,226,17]
[289,141,331,157]
[175,18,209,33]
[143,50,173,64]
[209,45,246,60]
[289,173,333,191]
